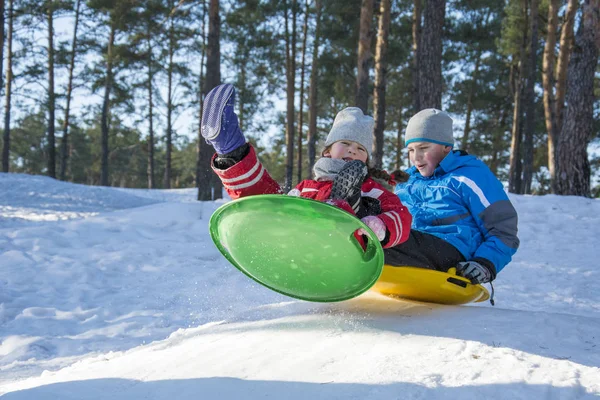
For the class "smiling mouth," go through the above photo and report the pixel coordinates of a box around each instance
[343,157,354,162]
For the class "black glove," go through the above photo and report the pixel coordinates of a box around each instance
[456,259,496,284]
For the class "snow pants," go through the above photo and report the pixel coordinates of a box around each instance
[383,230,465,272]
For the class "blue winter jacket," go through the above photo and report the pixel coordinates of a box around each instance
[395,150,519,273]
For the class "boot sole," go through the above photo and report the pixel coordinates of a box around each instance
[202,84,234,141]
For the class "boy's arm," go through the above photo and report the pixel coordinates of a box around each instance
[211,145,282,199]
[455,171,519,274]
[363,180,412,248]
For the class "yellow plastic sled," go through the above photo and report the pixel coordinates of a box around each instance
[371,265,490,305]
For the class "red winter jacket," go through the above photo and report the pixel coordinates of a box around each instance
[211,145,412,248]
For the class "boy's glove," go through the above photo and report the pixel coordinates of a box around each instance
[456,259,496,284]
[357,216,386,241]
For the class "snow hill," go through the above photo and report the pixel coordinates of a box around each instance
[0,172,599,399]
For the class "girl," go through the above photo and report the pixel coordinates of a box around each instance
[201,84,412,249]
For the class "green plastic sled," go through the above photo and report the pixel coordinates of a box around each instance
[209,195,384,302]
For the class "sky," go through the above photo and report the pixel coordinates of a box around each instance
[0,172,599,399]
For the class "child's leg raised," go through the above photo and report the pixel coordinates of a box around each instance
[201,84,281,198]
[201,84,248,168]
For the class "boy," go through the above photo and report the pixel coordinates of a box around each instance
[385,109,520,284]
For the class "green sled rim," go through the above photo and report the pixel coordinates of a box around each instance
[209,195,384,302]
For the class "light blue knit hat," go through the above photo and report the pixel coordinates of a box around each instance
[405,108,454,147]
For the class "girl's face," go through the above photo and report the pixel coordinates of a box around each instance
[407,142,452,177]
[323,140,368,163]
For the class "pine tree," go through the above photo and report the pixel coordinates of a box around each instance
[521,0,540,193]
[283,0,297,191]
[129,0,167,188]
[9,112,48,174]
[501,0,529,193]
[194,0,207,197]
[2,0,13,173]
[544,0,577,193]
[355,0,374,113]
[45,0,57,178]
[317,0,361,113]
[411,0,421,114]
[446,1,499,152]
[372,0,391,168]
[446,1,512,174]
[307,0,321,178]
[296,0,309,182]
[419,0,445,109]
[555,0,599,196]
[198,0,220,201]
[162,0,193,189]
[223,0,279,139]
[0,0,4,96]
[59,0,82,181]
[87,0,137,186]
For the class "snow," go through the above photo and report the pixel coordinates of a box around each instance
[0,172,599,399]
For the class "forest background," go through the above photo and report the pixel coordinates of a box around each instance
[0,0,598,198]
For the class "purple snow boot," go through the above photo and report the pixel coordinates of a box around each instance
[201,84,246,155]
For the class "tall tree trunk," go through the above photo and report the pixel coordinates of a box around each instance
[100,24,116,186]
[551,0,577,193]
[555,0,577,133]
[418,0,445,109]
[355,0,374,113]
[164,6,175,189]
[60,0,81,181]
[0,0,4,94]
[522,0,539,194]
[508,81,524,194]
[146,21,155,189]
[307,0,321,179]
[195,0,207,196]
[209,0,223,200]
[555,0,599,197]
[296,0,309,182]
[508,1,528,194]
[372,0,390,169]
[412,0,421,113]
[284,0,297,191]
[1,0,12,173]
[198,0,220,201]
[47,4,56,178]
[543,0,559,190]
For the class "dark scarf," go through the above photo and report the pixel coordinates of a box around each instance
[312,157,348,181]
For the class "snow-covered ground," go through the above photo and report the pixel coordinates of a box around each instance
[0,172,599,399]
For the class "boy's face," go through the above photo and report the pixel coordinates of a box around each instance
[324,140,368,163]
[407,142,452,177]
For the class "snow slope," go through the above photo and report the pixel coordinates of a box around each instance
[0,173,599,399]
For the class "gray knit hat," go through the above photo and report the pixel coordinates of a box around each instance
[405,108,454,147]
[324,107,374,158]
